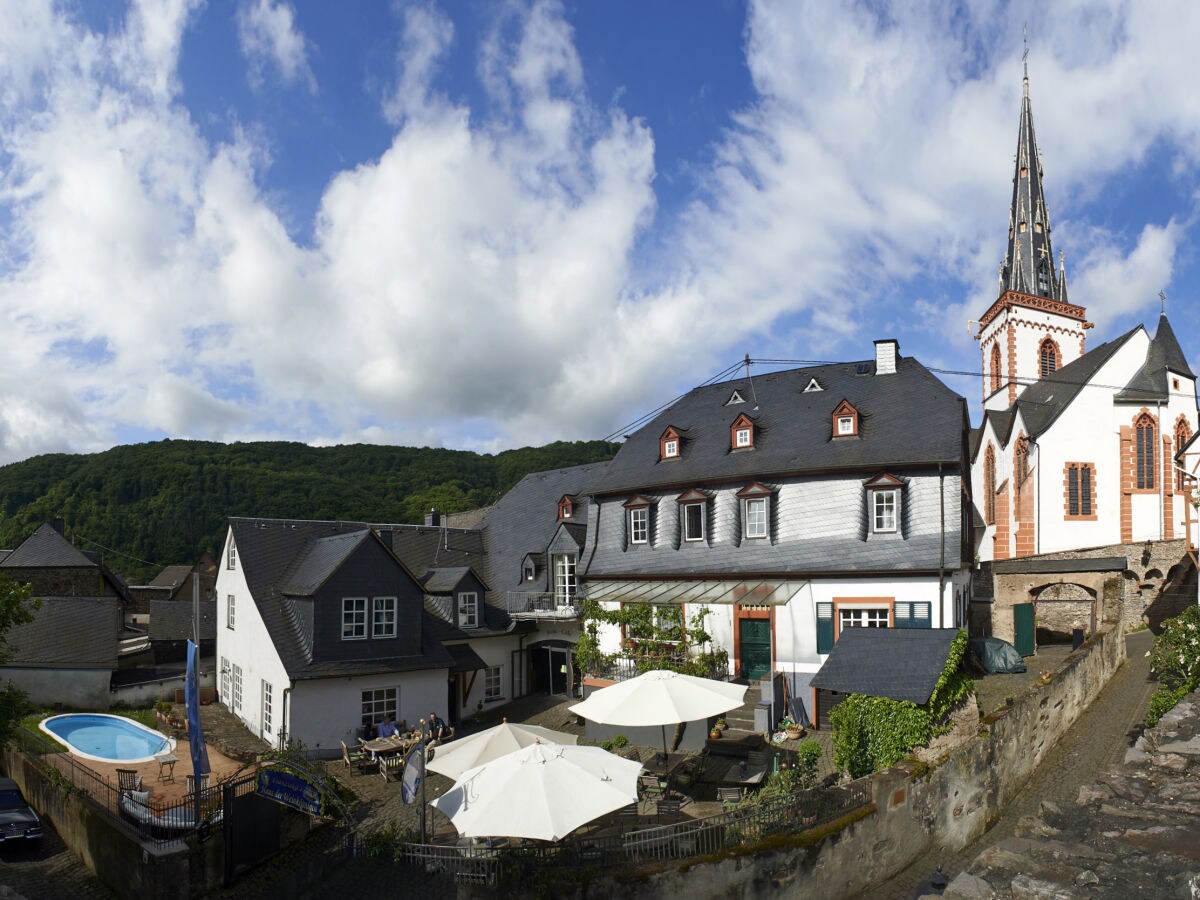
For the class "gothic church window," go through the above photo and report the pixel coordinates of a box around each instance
[990,344,1002,395]
[1176,418,1192,491]
[984,445,997,525]
[1039,338,1059,378]
[1135,414,1156,490]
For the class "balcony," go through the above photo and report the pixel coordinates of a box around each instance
[504,591,584,620]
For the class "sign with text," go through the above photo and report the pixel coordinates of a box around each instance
[256,769,324,817]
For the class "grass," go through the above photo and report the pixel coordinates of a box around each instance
[15,705,160,754]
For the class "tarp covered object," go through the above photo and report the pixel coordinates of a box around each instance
[969,637,1027,674]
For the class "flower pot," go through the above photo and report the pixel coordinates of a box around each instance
[709,728,721,740]
[786,727,804,741]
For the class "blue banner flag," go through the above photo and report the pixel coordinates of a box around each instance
[400,743,424,804]
[185,640,211,776]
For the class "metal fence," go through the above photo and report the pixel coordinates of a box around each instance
[503,592,585,618]
[43,752,224,848]
[368,779,872,887]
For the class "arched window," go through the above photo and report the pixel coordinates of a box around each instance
[1135,413,1156,490]
[1175,417,1192,491]
[1015,435,1030,491]
[990,344,1002,395]
[984,444,997,525]
[1038,338,1059,379]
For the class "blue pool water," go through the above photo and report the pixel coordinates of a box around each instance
[39,714,174,763]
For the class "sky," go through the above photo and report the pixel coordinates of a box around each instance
[2,0,1200,465]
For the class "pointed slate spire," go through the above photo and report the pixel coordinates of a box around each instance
[1000,71,1060,301]
[1153,312,1195,378]
[1058,250,1069,302]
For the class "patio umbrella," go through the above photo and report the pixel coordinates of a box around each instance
[427,722,578,780]
[568,669,748,760]
[430,742,642,841]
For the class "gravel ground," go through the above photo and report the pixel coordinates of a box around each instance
[861,628,1156,900]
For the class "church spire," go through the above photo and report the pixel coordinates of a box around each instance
[1000,70,1061,301]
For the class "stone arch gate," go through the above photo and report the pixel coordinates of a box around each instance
[990,556,1125,650]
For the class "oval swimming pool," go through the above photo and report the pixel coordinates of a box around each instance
[39,714,175,764]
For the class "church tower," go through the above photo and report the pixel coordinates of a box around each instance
[977,69,1093,410]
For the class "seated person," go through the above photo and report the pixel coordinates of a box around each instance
[376,715,400,739]
[426,711,448,757]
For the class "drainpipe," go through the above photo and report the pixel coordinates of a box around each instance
[279,683,292,751]
[1158,400,1165,541]
[938,463,945,624]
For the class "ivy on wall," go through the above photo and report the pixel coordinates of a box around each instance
[574,601,730,678]
[830,630,973,778]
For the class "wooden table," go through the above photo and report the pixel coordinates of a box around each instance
[155,755,178,783]
[712,759,768,787]
[362,732,419,757]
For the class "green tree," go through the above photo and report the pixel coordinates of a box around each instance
[0,574,36,746]
[1147,606,1200,726]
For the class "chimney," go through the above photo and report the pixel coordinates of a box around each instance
[873,339,899,375]
[425,508,440,527]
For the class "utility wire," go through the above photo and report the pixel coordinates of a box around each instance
[71,534,163,571]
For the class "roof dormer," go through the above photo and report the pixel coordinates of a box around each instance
[730,413,756,451]
[659,426,681,461]
[832,400,860,438]
[558,495,574,520]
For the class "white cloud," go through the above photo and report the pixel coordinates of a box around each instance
[2,0,1200,464]
[236,0,315,92]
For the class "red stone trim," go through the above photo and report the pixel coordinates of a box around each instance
[978,289,1089,328]
[1007,322,1018,406]
[994,481,1011,560]
[729,413,755,450]
[984,444,997,525]
[1036,335,1062,379]
[831,399,859,438]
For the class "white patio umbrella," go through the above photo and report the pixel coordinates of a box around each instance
[427,721,578,780]
[430,742,642,841]
[568,669,748,760]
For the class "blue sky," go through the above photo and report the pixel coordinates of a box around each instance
[1,0,1199,464]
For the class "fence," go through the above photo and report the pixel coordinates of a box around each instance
[43,752,224,848]
[366,779,872,887]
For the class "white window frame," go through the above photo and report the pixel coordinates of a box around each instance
[220,660,230,704]
[342,597,367,640]
[735,427,752,447]
[361,687,398,731]
[262,680,273,736]
[663,439,679,458]
[458,592,479,629]
[227,541,237,570]
[553,555,577,604]
[840,607,889,629]
[226,594,236,630]
[629,507,649,544]
[743,497,768,539]
[837,416,855,435]
[522,561,535,581]
[484,665,503,701]
[871,489,898,533]
[372,596,398,638]
[683,502,706,542]
[232,663,243,713]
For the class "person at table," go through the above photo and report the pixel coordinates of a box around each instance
[377,715,400,739]
[426,711,448,758]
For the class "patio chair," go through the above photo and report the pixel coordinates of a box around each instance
[379,755,404,782]
[638,774,666,800]
[341,740,371,775]
[718,787,743,809]
[655,799,681,822]
[116,769,142,793]
[614,803,639,825]
[185,773,210,793]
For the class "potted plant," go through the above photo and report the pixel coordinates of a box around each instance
[778,716,804,741]
[714,717,726,732]
[709,725,722,740]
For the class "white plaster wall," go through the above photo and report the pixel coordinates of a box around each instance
[1010,310,1085,383]
[214,528,293,748]
[456,636,521,715]
[288,668,446,756]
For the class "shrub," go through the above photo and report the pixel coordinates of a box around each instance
[793,739,822,788]
[1145,606,1200,725]
[1146,684,1191,728]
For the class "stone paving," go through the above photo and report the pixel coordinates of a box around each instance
[0,818,115,900]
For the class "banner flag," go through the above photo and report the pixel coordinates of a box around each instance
[185,640,211,776]
[400,743,424,804]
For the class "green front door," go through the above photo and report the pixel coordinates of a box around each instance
[1013,603,1035,657]
[739,619,772,680]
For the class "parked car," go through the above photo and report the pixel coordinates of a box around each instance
[0,778,42,842]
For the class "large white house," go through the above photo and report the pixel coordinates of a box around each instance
[971,72,1199,561]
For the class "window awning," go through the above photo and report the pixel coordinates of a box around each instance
[583,579,807,606]
[446,643,488,673]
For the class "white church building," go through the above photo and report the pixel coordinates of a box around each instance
[971,72,1199,562]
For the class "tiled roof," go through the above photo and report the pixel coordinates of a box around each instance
[423,566,474,594]
[4,597,120,669]
[589,357,965,496]
[809,628,959,705]
[1,524,95,568]
[149,600,217,641]
[279,530,371,596]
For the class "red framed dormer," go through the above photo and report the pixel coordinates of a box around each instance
[730,413,756,451]
[832,399,859,438]
[660,426,681,461]
[558,495,574,519]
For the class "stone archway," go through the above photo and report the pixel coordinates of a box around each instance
[1030,582,1096,643]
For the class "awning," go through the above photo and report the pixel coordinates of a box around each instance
[446,643,488,673]
[583,579,807,606]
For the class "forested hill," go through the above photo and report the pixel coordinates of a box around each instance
[0,439,619,583]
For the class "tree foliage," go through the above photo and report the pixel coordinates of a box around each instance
[0,439,618,582]
[0,574,36,747]
[574,602,729,679]
[1147,605,1200,726]
[830,630,973,779]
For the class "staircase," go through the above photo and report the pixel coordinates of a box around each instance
[706,686,765,755]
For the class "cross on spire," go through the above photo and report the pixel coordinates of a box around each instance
[1159,289,1167,314]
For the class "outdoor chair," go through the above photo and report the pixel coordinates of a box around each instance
[341,740,371,775]
[185,773,210,794]
[655,798,682,822]
[380,755,404,782]
[638,774,666,800]
[614,803,639,824]
[116,769,142,793]
[718,787,744,809]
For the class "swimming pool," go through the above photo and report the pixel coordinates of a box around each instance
[39,714,175,764]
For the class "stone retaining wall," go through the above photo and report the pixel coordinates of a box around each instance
[564,624,1127,899]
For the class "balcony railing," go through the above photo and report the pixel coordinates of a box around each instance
[504,591,585,619]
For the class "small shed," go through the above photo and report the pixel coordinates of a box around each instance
[809,628,960,730]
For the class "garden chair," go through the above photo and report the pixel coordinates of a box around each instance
[116,769,142,793]
[718,786,743,809]
[379,754,404,782]
[638,774,666,800]
[341,740,371,775]
[185,773,210,794]
[655,798,681,822]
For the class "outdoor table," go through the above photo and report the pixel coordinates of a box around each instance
[712,758,767,788]
[362,732,418,757]
[155,754,178,783]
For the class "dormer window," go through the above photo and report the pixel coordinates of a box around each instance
[864,473,904,535]
[522,560,536,581]
[660,426,681,460]
[623,495,653,546]
[676,488,709,542]
[458,592,479,629]
[831,400,859,438]
[730,414,755,450]
[559,496,574,519]
[736,483,774,540]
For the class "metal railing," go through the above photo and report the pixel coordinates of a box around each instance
[587,654,731,683]
[503,591,585,618]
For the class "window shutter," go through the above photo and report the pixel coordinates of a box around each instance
[816,603,834,653]
[894,601,911,628]
[911,601,931,629]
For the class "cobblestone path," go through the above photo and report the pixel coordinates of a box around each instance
[863,628,1157,900]
[0,818,115,900]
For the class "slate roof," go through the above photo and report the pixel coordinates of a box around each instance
[280,530,371,596]
[809,628,960,705]
[149,599,217,642]
[588,357,965,496]
[1116,314,1196,402]
[477,461,611,594]
[4,597,120,669]
[1,524,95,568]
[423,566,475,594]
[446,643,488,673]
[228,518,454,681]
[390,526,486,579]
